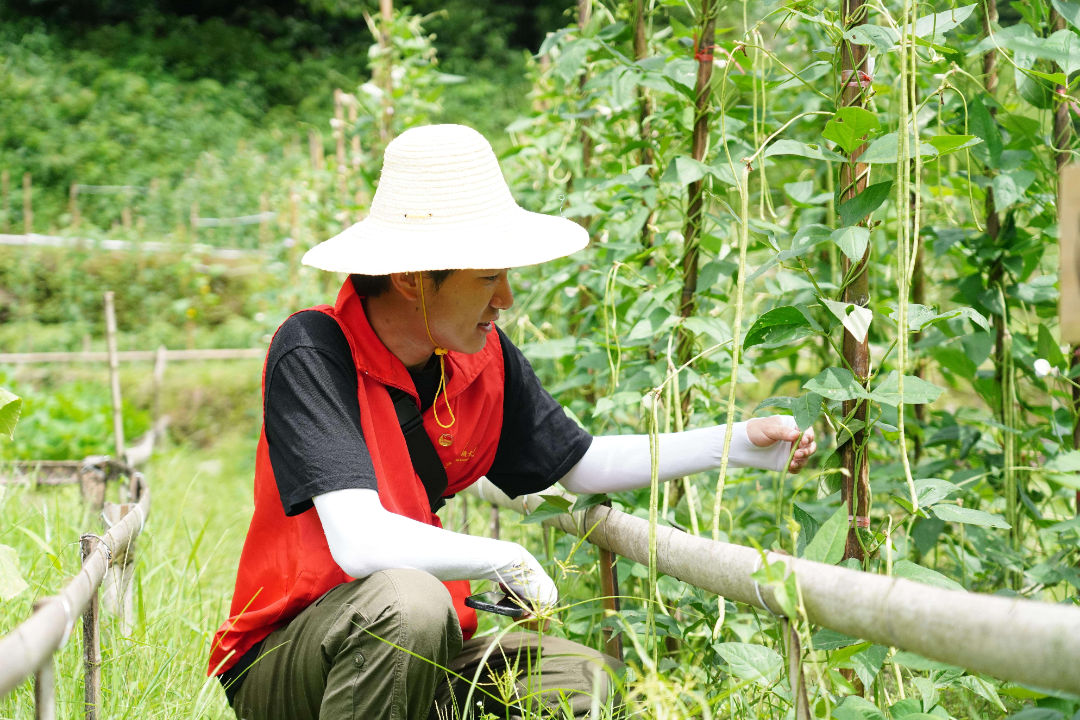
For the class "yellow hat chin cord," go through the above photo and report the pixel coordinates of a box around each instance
[417,275,456,430]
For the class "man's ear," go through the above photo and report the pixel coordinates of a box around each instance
[389,272,421,302]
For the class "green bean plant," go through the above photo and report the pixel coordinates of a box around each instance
[498,0,1080,715]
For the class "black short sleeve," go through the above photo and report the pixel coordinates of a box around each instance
[264,311,378,516]
[485,327,593,498]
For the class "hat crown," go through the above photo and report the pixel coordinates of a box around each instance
[369,124,517,227]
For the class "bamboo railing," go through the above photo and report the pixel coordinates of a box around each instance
[0,464,151,719]
[466,477,1080,695]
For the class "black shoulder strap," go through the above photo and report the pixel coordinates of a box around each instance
[386,386,450,513]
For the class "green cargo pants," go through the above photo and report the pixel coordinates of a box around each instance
[230,569,623,720]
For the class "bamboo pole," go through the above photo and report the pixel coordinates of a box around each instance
[100,503,137,634]
[837,0,872,561]
[466,478,1080,694]
[23,173,32,234]
[103,293,125,464]
[0,348,263,364]
[0,476,150,696]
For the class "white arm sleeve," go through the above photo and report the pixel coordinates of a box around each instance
[558,416,797,496]
[313,488,557,607]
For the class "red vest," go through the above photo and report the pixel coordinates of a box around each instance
[208,279,505,676]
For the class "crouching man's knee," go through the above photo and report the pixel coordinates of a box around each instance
[319,570,462,719]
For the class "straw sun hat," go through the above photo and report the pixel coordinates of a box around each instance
[302,124,589,275]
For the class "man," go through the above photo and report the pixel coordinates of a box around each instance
[209,124,816,720]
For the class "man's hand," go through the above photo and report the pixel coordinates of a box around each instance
[747,416,817,473]
[494,544,558,612]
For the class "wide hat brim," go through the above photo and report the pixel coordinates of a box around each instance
[302,208,588,275]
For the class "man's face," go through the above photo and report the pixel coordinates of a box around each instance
[426,269,514,354]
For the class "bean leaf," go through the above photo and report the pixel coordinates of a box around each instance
[804,367,868,402]
[928,134,983,156]
[832,695,886,720]
[822,107,881,155]
[0,388,21,441]
[858,132,938,164]
[838,180,893,226]
[0,544,28,601]
[893,559,964,591]
[913,478,959,507]
[845,25,899,52]
[570,493,609,513]
[810,627,860,650]
[520,498,572,524]
[830,226,871,263]
[744,306,813,349]
[803,505,848,564]
[793,392,823,431]
[1053,0,1080,30]
[763,139,847,162]
[821,299,873,343]
[713,642,783,686]
[869,371,944,406]
[933,504,1011,529]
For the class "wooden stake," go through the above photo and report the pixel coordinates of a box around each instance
[598,543,623,660]
[348,94,361,170]
[576,0,593,229]
[23,172,32,235]
[121,205,132,230]
[335,90,347,163]
[33,658,55,720]
[784,618,811,720]
[1053,10,1080,512]
[190,202,199,243]
[674,0,717,437]
[837,0,872,561]
[81,535,102,720]
[633,0,655,249]
[70,183,81,230]
[981,0,1000,241]
[152,344,167,425]
[2,170,9,233]
[79,464,107,511]
[32,600,56,720]
[104,292,126,464]
[489,505,500,540]
[335,89,350,221]
[308,130,324,172]
[379,0,395,144]
[258,193,270,248]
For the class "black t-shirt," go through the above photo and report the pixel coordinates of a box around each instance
[262,309,593,517]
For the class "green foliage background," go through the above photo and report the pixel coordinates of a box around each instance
[3,0,1080,717]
